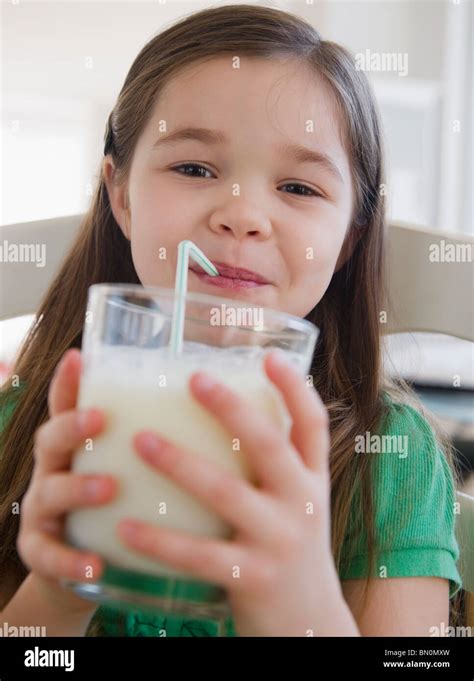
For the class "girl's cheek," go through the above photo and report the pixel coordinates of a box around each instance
[130,237,163,286]
[295,237,332,273]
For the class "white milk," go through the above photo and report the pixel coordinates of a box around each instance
[65,344,296,578]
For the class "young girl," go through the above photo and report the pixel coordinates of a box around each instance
[0,4,462,637]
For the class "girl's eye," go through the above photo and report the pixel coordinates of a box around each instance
[279,183,321,198]
[171,163,213,178]
[170,164,322,198]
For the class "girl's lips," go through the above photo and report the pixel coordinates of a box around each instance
[189,269,268,290]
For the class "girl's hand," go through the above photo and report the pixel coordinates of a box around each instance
[17,349,118,615]
[118,351,344,636]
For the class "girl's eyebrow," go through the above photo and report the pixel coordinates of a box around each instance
[279,141,344,184]
[152,126,343,184]
[152,127,227,148]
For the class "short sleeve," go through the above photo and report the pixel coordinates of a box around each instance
[339,398,463,598]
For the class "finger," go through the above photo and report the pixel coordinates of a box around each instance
[33,473,118,521]
[117,519,260,590]
[133,432,281,544]
[19,530,105,583]
[263,351,330,474]
[188,371,302,495]
[48,349,82,417]
[34,408,106,475]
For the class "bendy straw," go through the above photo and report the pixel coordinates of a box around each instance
[169,240,219,355]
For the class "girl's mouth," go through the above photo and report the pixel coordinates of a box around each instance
[189,269,269,290]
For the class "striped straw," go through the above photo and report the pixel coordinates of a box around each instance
[169,240,219,355]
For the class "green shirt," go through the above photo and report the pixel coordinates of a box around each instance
[338,397,462,595]
[0,390,462,637]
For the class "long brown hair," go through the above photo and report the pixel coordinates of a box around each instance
[0,4,461,633]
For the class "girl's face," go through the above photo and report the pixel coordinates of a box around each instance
[104,56,356,318]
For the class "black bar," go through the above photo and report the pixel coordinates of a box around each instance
[0,636,472,679]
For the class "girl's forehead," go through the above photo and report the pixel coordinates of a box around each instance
[142,56,349,165]
[158,55,337,115]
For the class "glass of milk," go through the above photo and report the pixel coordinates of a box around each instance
[63,283,319,620]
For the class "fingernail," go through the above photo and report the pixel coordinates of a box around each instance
[77,411,91,435]
[120,520,140,537]
[83,478,107,499]
[193,373,217,393]
[136,432,165,457]
[75,557,95,579]
[270,350,287,366]
[77,409,101,435]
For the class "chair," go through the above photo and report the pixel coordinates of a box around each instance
[384,220,474,342]
[0,214,82,322]
[0,215,473,596]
